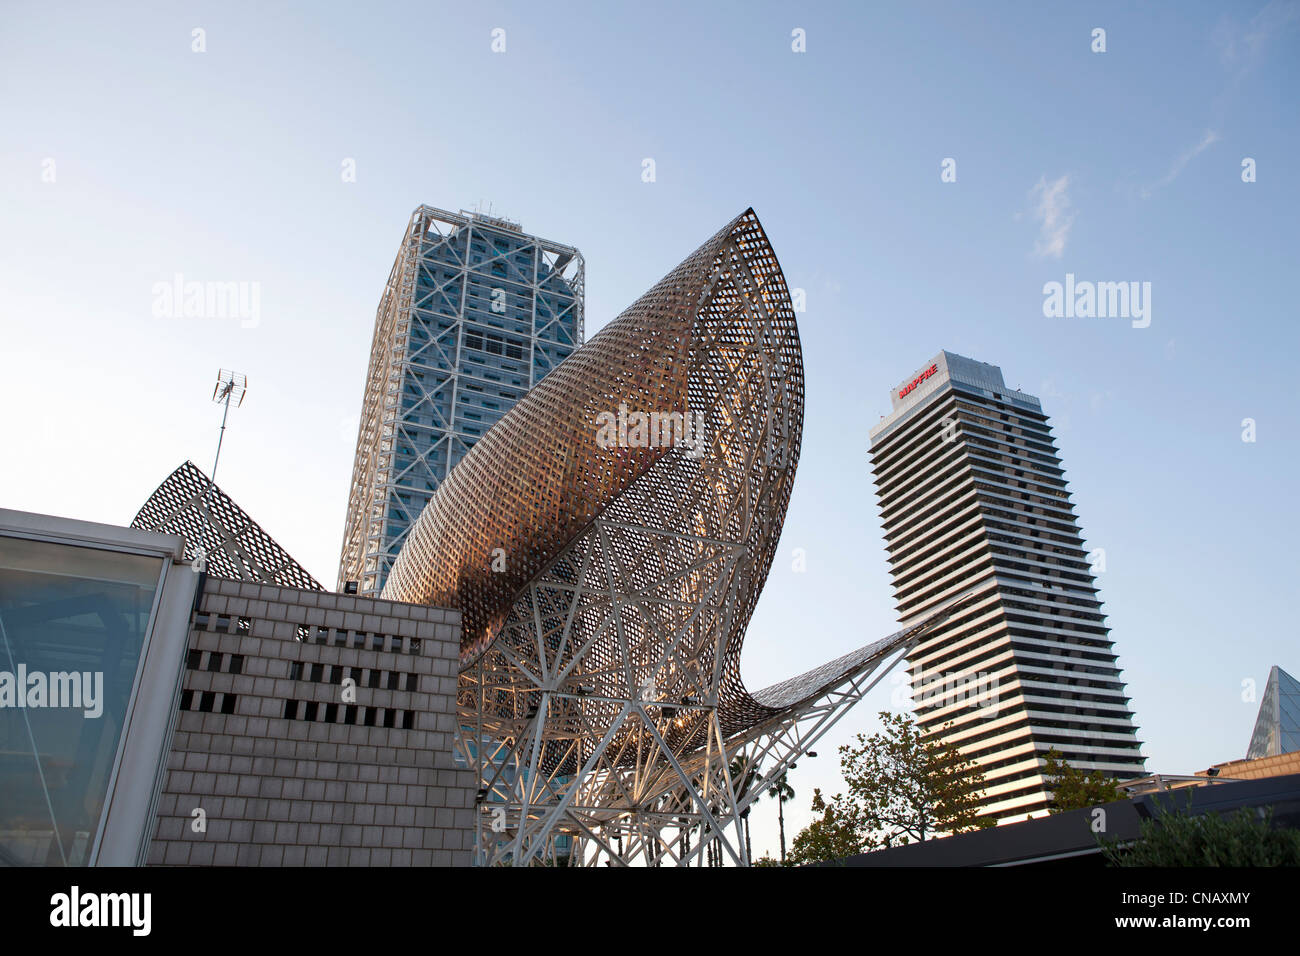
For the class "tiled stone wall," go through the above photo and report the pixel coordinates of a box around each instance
[1203,751,1300,781]
[146,578,475,866]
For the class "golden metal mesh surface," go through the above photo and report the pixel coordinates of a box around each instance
[382,209,802,735]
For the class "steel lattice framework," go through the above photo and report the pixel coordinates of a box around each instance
[338,206,584,598]
[381,208,954,864]
[132,460,324,591]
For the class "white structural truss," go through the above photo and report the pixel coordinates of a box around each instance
[457,536,973,866]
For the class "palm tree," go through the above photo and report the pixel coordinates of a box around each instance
[768,766,796,864]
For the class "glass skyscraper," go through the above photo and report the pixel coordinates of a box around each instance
[1246,665,1300,759]
[869,351,1146,823]
[338,206,584,597]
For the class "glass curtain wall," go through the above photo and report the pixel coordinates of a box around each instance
[0,535,164,865]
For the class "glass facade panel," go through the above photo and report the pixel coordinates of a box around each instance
[0,536,163,865]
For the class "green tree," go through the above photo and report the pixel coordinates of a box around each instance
[787,788,866,865]
[787,711,991,863]
[1101,805,1300,866]
[1042,748,1124,812]
[768,768,796,864]
[843,711,991,845]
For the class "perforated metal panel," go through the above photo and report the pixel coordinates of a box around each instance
[132,461,323,592]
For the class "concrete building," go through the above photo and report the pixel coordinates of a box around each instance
[868,351,1146,824]
[338,206,584,597]
[147,577,474,866]
[1202,751,1300,782]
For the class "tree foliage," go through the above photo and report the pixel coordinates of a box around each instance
[1041,748,1124,813]
[1101,805,1300,867]
[787,712,991,864]
[767,769,796,864]
[787,788,865,865]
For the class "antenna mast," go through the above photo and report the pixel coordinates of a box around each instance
[198,369,247,569]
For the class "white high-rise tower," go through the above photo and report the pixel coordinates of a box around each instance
[869,351,1145,823]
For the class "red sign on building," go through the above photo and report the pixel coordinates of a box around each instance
[898,363,938,399]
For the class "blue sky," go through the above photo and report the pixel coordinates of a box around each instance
[2,1,1297,857]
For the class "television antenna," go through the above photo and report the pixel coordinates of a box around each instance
[196,369,247,571]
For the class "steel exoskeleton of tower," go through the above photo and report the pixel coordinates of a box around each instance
[338,206,583,597]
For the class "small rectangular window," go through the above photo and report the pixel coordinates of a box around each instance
[303,701,318,721]
[310,663,324,682]
[344,704,358,725]
[186,650,202,670]
[180,689,194,711]
[363,707,376,727]
[283,699,298,719]
[386,671,399,690]
[324,702,338,723]
[289,661,303,681]
[228,654,244,675]
[220,694,237,715]
[206,653,223,672]
[367,670,380,689]
[198,691,216,713]
[237,616,251,634]
[402,710,415,730]
[382,709,396,729]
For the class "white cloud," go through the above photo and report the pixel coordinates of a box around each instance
[1141,129,1220,198]
[1030,174,1072,259]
